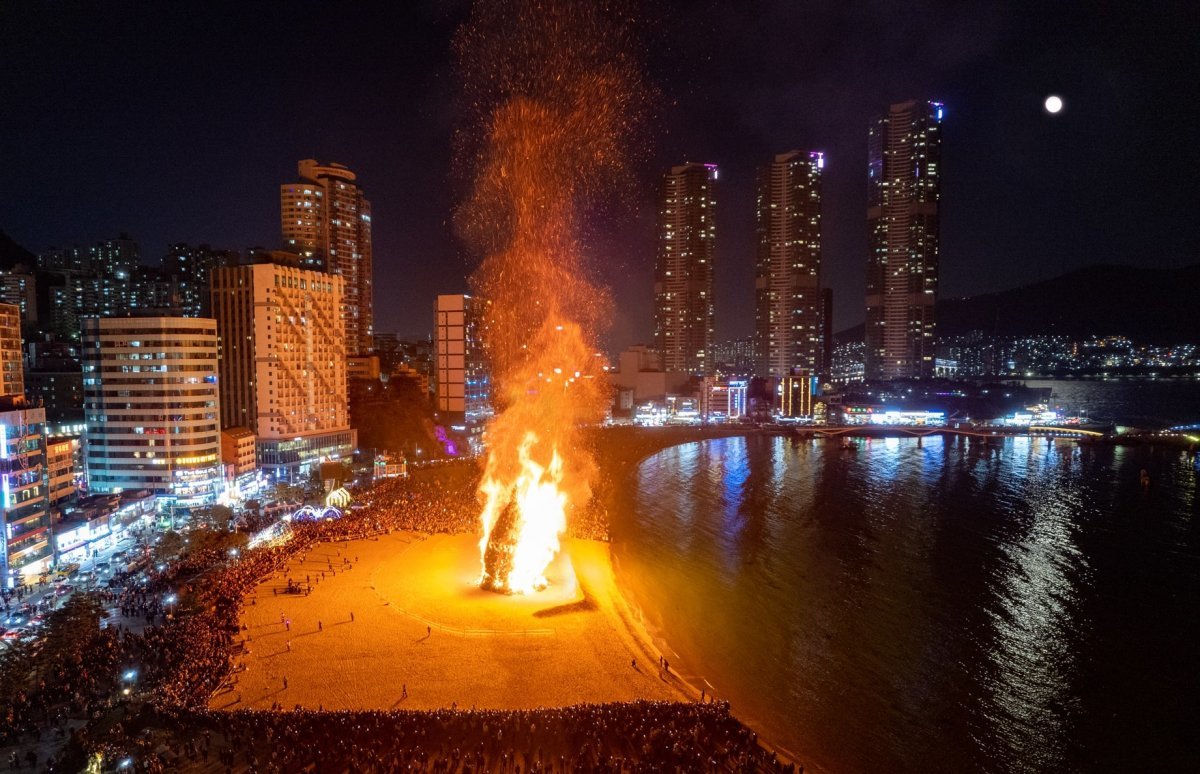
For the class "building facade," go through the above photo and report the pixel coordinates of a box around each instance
[654,163,718,375]
[161,243,239,318]
[865,100,945,380]
[81,317,223,507]
[699,377,747,421]
[211,261,354,481]
[778,369,818,418]
[755,151,824,378]
[281,159,374,354]
[0,270,37,323]
[0,303,23,397]
[46,436,77,508]
[433,294,491,452]
[0,399,51,586]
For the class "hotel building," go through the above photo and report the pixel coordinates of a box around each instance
[81,317,222,506]
[865,99,945,380]
[281,159,374,355]
[211,260,354,481]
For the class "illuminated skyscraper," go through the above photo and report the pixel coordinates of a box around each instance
[281,159,374,354]
[865,100,944,380]
[654,163,717,375]
[755,150,824,378]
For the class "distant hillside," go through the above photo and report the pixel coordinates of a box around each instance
[0,229,36,270]
[837,264,1200,344]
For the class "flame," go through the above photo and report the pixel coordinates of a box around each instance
[478,432,566,593]
[454,0,648,594]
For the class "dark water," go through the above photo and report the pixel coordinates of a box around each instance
[614,433,1200,772]
[1026,377,1200,427]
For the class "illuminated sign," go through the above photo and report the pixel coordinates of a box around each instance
[290,505,343,521]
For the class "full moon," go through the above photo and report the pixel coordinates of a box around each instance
[1044,95,1064,114]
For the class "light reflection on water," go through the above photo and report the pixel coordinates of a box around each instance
[612,435,1199,773]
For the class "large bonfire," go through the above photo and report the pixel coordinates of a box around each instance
[454,0,647,594]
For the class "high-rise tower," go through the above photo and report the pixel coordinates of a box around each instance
[654,163,717,375]
[754,150,824,378]
[281,159,374,354]
[865,100,944,380]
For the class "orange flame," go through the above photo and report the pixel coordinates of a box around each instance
[478,432,566,593]
[455,0,647,594]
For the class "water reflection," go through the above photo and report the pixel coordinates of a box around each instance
[616,435,1199,772]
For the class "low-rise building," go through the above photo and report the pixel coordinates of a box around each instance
[612,345,692,403]
[220,428,256,478]
[700,377,748,421]
[46,436,77,508]
[778,369,818,419]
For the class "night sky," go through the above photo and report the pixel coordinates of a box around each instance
[2,1,1195,351]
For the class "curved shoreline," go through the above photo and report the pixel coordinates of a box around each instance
[595,430,807,769]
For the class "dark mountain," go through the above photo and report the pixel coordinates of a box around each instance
[0,229,36,270]
[837,264,1200,344]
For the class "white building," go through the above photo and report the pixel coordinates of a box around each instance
[211,259,355,481]
[81,317,223,507]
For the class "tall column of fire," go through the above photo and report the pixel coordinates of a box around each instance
[454,0,646,593]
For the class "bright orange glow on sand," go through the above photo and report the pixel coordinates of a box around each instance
[456,1,647,594]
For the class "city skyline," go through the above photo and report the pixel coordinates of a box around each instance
[0,4,1197,772]
[2,2,1196,349]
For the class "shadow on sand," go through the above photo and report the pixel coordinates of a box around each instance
[533,586,597,618]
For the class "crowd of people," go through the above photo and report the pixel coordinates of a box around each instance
[85,700,797,773]
[1,461,800,772]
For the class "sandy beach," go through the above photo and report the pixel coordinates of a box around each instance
[214,530,693,712]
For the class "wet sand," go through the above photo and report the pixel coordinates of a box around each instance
[214,531,690,711]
